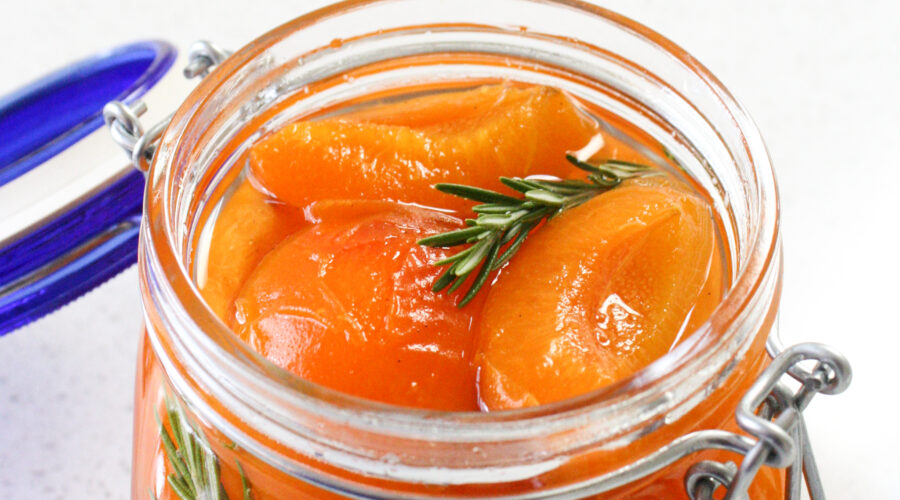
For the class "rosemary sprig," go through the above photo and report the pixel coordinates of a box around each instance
[154,395,252,500]
[418,155,653,306]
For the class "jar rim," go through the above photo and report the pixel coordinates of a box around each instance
[144,0,779,440]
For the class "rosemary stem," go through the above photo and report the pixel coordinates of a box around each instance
[418,155,653,305]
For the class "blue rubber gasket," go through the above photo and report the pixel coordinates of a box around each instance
[0,40,176,335]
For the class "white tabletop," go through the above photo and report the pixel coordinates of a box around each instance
[1,1,897,498]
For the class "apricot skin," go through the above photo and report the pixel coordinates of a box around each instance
[199,181,305,319]
[476,178,717,410]
[248,85,598,212]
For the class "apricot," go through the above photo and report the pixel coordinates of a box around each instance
[199,180,305,319]
[231,202,483,411]
[248,85,598,212]
[476,178,718,410]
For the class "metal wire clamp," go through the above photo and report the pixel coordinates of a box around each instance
[103,41,230,172]
[684,342,851,500]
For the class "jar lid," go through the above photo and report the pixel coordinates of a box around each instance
[0,40,177,335]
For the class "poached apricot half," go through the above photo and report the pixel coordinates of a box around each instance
[476,178,719,410]
[199,181,305,319]
[231,202,483,411]
[248,85,598,212]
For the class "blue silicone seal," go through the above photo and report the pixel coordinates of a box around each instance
[0,40,176,335]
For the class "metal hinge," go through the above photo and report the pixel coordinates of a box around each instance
[684,342,851,500]
[103,41,231,172]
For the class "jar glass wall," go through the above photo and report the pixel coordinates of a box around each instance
[133,1,782,498]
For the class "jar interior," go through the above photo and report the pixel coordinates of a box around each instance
[190,74,735,358]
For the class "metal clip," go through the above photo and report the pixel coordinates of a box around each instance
[103,41,231,172]
[685,343,852,500]
[182,40,231,79]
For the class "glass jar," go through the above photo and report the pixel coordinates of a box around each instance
[133,1,798,498]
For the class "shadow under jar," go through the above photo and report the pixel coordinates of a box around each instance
[133,1,790,498]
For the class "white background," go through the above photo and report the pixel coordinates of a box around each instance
[1,1,898,499]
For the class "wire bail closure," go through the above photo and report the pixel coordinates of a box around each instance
[103,41,231,172]
[684,342,851,500]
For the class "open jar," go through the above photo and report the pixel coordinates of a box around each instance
[118,1,851,499]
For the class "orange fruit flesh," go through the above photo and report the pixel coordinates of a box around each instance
[248,84,598,212]
[476,177,718,410]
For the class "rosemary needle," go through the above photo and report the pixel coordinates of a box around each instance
[418,155,653,307]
